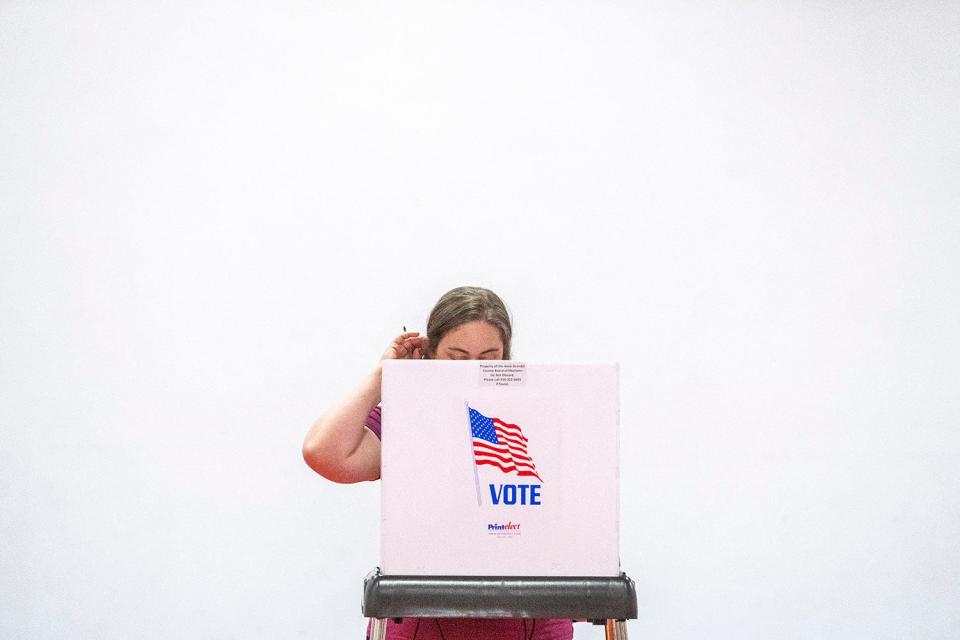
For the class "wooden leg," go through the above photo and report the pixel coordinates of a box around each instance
[604,619,628,639]
[369,618,387,640]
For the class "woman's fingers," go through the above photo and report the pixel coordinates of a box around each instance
[383,333,428,360]
[397,332,419,355]
[401,336,429,359]
[412,337,428,359]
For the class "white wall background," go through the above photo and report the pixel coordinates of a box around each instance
[2,2,958,638]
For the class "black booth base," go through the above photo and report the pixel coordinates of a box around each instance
[362,568,638,620]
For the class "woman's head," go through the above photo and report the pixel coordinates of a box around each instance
[425,286,512,360]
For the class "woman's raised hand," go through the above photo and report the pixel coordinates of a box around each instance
[381,331,429,362]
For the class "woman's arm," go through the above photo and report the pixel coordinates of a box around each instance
[302,366,383,483]
[302,332,428,483]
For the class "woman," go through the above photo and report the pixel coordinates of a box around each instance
[302,286,573,640]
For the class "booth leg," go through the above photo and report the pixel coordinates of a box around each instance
[604,619,628,640]
[369,618,387,640]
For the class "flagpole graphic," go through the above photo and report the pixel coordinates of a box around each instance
[465,401,483,506]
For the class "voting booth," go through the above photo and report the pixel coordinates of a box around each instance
[363,361,636,639]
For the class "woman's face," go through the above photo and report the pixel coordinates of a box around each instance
[433,321,504,360]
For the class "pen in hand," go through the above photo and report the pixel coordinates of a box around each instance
[401,326,426,359]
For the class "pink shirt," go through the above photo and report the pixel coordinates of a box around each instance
[372,617,573,640]
[364,406,574,640]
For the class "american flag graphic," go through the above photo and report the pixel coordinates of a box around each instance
[468,407,543,482]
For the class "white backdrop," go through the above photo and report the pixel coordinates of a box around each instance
[2,2,958,639]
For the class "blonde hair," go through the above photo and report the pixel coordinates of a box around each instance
[425,286,512,359]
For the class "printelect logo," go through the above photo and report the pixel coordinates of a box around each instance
[488,521,520,531]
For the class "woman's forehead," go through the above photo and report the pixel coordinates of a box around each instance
[438,321,502,348]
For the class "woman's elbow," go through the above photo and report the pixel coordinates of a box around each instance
[302,437,354,484]
[302,435,334,475]
[302,437,323,472]
[302,416,334,473]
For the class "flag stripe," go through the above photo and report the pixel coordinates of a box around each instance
[474,449,538,470]
[492,418,527,440]
[474,440,527,459]
[495,431,528,450]
[473,441,534,463]
[473,439,529,456]
[476,459,543,480]
[475,448,533,464]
